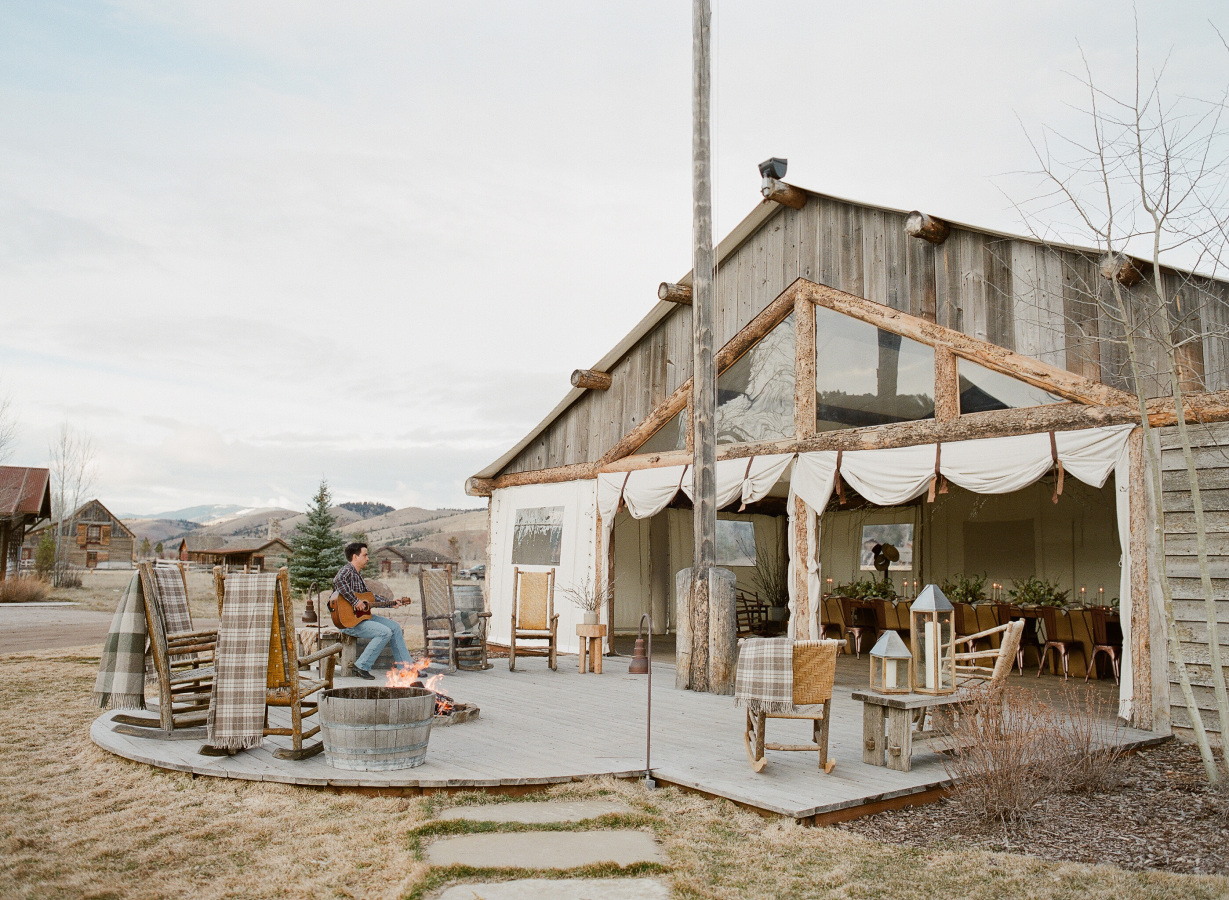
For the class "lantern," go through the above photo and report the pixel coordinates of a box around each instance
[869,630,912,694]
[910,584,956,695]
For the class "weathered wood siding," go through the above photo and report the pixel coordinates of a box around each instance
[1161,422,1229,745]
[500,193,1229,476]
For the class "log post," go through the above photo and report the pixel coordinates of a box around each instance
[658,282,693,304]
[793,496,811,640]
[708,567,737,694]
[690,0,716,693]
[905,211,950,244]
[794,294,816,440]
[570,369,612,391]
[761,179,807,210]
[933,345,959,422]
[1128,427,1153,730]
[675,568,694,690]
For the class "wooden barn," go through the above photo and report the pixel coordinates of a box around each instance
[23,499,135,569]
[0,467,51,579]
[370,545,459,578]
[177,536,292,572]
[467,183,1229,746]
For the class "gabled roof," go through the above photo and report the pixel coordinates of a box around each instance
[375,545,458,564]
[179,536,290,555]
[30,499,135,538]
[0,467,52,523]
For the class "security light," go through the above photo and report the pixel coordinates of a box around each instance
[758,157,788,182]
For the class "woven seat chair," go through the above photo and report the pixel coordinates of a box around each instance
[510,566,558,671]
[420,567,491,672]
[112,562,217,740]
[741,639,842,774]
[213,567,342,760]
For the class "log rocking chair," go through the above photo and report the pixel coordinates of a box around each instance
[740,639,842,774]
[420,567,491,672]
[213,566,342,759]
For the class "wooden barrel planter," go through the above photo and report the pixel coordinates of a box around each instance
[318,686,435,771]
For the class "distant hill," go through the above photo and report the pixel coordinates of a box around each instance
[338,501,394,518]
[119,504,250,524]
[125,518,202,549]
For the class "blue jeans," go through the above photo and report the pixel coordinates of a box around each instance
[343,615,412,671]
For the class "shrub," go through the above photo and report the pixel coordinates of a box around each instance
[1056,682,1129,794]
[940,685,1073,824]
[833,578,897,601]
[0,577,51,603]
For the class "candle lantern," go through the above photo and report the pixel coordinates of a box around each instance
[910,584,956,695]
[869,630,913,694]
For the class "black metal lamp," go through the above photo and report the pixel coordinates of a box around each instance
[758,156,788,188]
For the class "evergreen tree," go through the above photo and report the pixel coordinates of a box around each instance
[154,542,163,558]
[35,529,56,577]
[289,479,346,595]
[139,537,151,558]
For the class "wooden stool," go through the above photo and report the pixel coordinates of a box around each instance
[576,623,607,674]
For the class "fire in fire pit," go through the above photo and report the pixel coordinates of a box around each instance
[384,659,472,720]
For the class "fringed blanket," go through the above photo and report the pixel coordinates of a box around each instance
[734,637,794,715]
[92,571,148,710]
[207,572,276,751]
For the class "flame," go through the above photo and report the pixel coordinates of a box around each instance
[383,660,454,714]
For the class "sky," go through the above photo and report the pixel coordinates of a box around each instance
[1,1,1227,516]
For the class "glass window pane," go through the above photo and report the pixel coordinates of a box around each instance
[959,359,1065,413]
[512,506,563,565]
[717,312,795,444]
[632,408,686,455]
[814,306,935,431]
[716,519,756,566]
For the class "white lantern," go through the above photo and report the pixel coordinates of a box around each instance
[910,584,956,695]
[869,630,912,694]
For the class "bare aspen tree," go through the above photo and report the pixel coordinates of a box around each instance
[0,383,15,465]
[1015,36,1229,783]
[48,423,97,587]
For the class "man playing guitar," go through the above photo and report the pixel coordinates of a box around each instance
[332,541,411,679]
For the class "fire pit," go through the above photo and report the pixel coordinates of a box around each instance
[318,686,434,771]
[385,659,480,725]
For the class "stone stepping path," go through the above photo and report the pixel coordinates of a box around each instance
[433,877,670,899]
[425,831,663,869]
[437,800,635,824]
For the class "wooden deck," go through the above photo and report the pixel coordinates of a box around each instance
[90,655,1164,823]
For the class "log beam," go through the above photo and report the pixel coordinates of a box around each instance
[793,279,1135,407]
[794,293,817,440]
[465,463,596,497]
[1100,254,1144,287]
[570,369,612,391]
[658,282,693,304]
[905,211,950,244]
[761,179,807,210]
[933,344,959,422]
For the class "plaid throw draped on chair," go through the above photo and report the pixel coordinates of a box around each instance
[734,638,795,715]
[92,571,148,710]
[207,572,276,750]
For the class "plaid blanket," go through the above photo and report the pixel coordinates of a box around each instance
[92,571,148,710]
[734,637,794,715]
[207,572,276,750]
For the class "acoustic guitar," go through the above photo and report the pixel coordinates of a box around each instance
[327,591,410,629]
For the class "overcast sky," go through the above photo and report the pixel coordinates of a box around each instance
[1,2,1225,516]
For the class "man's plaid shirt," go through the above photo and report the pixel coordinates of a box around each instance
[333,562,369,604]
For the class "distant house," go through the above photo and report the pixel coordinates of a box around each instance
[370,545,458,578]
[0,466,51,579]
[178,535,292,572]
[23,499,134,570]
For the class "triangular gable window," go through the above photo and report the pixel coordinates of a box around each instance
[632,408,686,455]
[815,305,934,432]
[958,359,1064,413]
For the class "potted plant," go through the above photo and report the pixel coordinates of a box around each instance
[1007,576,1069,608]
[559,574,614,625]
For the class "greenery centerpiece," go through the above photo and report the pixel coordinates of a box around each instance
[1008,576,1069,609]
[939,572,989,606]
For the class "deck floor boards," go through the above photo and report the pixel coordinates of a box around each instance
[91,656,1162,820]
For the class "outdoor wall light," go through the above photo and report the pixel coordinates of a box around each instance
[869,630,913,695]
[758,156,788,191]
[910,585,956,695]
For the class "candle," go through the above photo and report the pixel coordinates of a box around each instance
[924,620,938,689]
[885,660,898,689]
[1080,586,1087,607]
[1098,586,1104,605]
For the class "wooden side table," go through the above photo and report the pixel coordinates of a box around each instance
[576,623,607,674]
[852,689,964,772]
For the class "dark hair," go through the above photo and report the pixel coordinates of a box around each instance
[344,541,368,561]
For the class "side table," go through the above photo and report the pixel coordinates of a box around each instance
[576,623,608,674]
[851,689,964,772]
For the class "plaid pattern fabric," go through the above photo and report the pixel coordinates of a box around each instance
[734,637,795,714]
[207,572,276,750]
[92,571,148,710]
[150,567,196,664]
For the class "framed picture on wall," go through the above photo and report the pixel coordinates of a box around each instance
[859,523,913,571]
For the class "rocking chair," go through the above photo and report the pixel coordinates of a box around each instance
[213,567,342,759]
[420,567,491,672]
[739,639,842,773]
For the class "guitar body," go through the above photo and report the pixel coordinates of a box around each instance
[328,591,374,629]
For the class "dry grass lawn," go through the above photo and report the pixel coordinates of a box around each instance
[4,648,1228,899]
